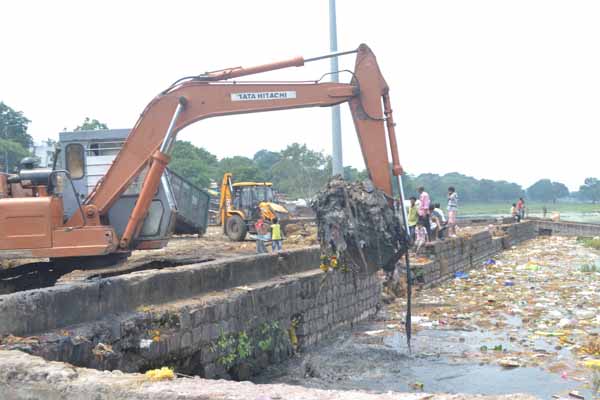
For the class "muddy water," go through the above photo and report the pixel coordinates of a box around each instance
[255,237,600,398]
[254,322,593,398]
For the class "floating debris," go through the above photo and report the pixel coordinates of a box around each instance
[387,236,600,387]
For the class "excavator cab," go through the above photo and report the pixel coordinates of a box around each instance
[219,173,289,241]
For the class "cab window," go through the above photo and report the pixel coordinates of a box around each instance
[65,144,84,179]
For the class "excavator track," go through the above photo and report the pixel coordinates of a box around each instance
[0,251,216,295]
[0,261,70,295]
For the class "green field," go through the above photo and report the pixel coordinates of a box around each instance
[459,202,600,223]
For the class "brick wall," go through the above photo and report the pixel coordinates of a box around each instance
[3,256,380,380]
[416,222,536,287]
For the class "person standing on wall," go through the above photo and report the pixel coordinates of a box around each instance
[447,186,458,237]
[270,217,284,252]
[407,196,419,244]
[417,186,431,239]
[511,203,520,222]
[517,197,525,221]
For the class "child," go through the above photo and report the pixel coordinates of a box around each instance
[414,220,428,255]
[270,217,283,252]
[254,218,268,254]
[511,203,520,222]
[428,204,440,241]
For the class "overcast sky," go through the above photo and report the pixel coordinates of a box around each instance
[2,0,598,191]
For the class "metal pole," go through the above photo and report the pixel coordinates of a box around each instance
[397,176,410,238]
[329,0,343,177]
[396,174,413,351]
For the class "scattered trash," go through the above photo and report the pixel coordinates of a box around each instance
[583,359,600,369]
[547,310,563,319]
[575,310,595,320]
[568,390,585,399]
[534,331,567,337]
[92,343,114,358]
[364,329,386,336]
[410,381,424,391]
[498,357,521,368]
[524,261,541,271]
[145,367,175,381]
[386,236,600,387]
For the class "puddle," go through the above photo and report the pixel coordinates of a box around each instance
[255,326,593,398]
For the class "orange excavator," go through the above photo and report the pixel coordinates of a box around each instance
[0,44,406,267]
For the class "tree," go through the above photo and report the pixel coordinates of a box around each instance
[0,102,33,172]
[551,182,569,202]
[271,143,329,200]
[74,117,108,131]
[343,166,368,181]
[527,179,555,202]
[169,141,218,188]
[527,179,569,203]
[253,149,281,181]
[579,178,600,203]
[405,172,524,204]
[218,156,261,183]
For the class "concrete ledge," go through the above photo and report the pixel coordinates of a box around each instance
[417,222,537,287]
[0,350,537,400]
[531,218,600,237]
[0,247,320,336]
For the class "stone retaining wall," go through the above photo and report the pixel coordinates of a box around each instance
[532,218,600,237]
[417,222,537,287]
[0,248,321,336]
[1,249,380,380]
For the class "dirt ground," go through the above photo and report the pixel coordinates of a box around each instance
[127,223,319,263]
[0,223,319,270]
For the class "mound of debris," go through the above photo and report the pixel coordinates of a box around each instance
[312,177,408,274]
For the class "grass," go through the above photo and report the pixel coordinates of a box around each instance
[459,202,600,219]
[578,237,600,250]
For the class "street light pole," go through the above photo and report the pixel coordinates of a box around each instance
[329,0,343,177]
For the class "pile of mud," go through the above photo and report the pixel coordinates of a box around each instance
[312,177,408,274]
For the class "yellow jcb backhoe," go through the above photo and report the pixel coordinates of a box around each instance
[218,173,289,241]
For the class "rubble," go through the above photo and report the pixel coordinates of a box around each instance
[312,177,408,274]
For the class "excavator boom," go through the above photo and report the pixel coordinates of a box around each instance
[83,44,401,217]
[1,43,404,260]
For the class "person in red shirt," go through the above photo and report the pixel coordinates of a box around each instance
[516,198,525,221]
[417,186,431,239]
[254,218,268,254]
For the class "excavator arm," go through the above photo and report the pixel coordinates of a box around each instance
[74,44,404,249]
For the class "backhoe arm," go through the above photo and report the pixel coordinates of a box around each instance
[78,44,404,248]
